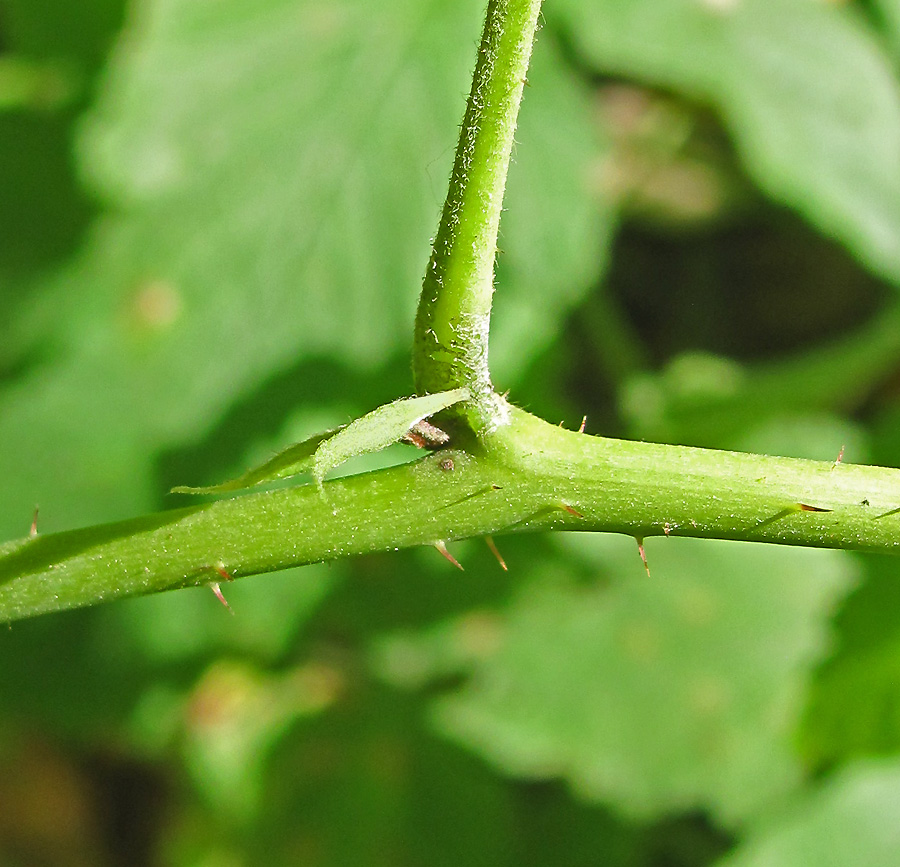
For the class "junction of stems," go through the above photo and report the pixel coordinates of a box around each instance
[3,0,900,624]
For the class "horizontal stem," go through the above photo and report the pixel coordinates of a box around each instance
[2,404,898,621]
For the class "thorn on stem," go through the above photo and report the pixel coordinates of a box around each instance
[560,416,588,433]
[29,507,39,538]
[433,540,464,570]
[635,537,651,577]
[831,444,845,470]
[209,564,234,613]
[484,535,508,571]
[797,503,832,513]
[209,582,234,613]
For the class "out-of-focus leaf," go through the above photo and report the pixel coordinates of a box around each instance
[185,681,646,867]
[714,759,900,867]
[619,301,900,447]
[0,0,124,285]
[491,31,611,388]
[417,536,856,826]
[1,0,126,70]
[731,414,868,464]
[801,633,900,768]
[553,0,900,285]
[0,57,77,111]
[872,0,900,58]
[204,686,525,866]
[181,659,341,821]
[171,427,340,495]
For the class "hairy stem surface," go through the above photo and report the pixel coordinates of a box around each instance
[3,405,899,621]
[413,0,542,419]
[4,0,899,624]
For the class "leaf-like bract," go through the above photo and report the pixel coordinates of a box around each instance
[311,388,469,488]
[173,388,469,495]
[171,428,341,495]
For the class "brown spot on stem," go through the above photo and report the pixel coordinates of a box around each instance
[555,501,583,518]
[401,419,450,450]
[757,502,831,529]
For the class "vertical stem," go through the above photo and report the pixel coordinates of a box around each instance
[413,0,543,420]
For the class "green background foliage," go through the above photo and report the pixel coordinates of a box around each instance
[2,0,900,863]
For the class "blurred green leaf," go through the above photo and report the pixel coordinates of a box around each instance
[872,0,900,58]
[491,32,611,387]
[228,686,524,867]
[181,658,341,822]
[714,759,900,867]
[191,682,651,867]
[619,301,900,448]
[1,0,126,69]
[0,0,124,299]
[0,57,77,111]
[399,536,856,825]
[553,0,900,284]
[801,632,900,768]
[730,414,868,465]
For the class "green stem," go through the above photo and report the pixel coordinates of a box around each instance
[4,0,900,625]
[3,405,900,621]
[413,0,542,418]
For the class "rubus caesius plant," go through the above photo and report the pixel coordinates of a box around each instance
[2,0,900,623]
